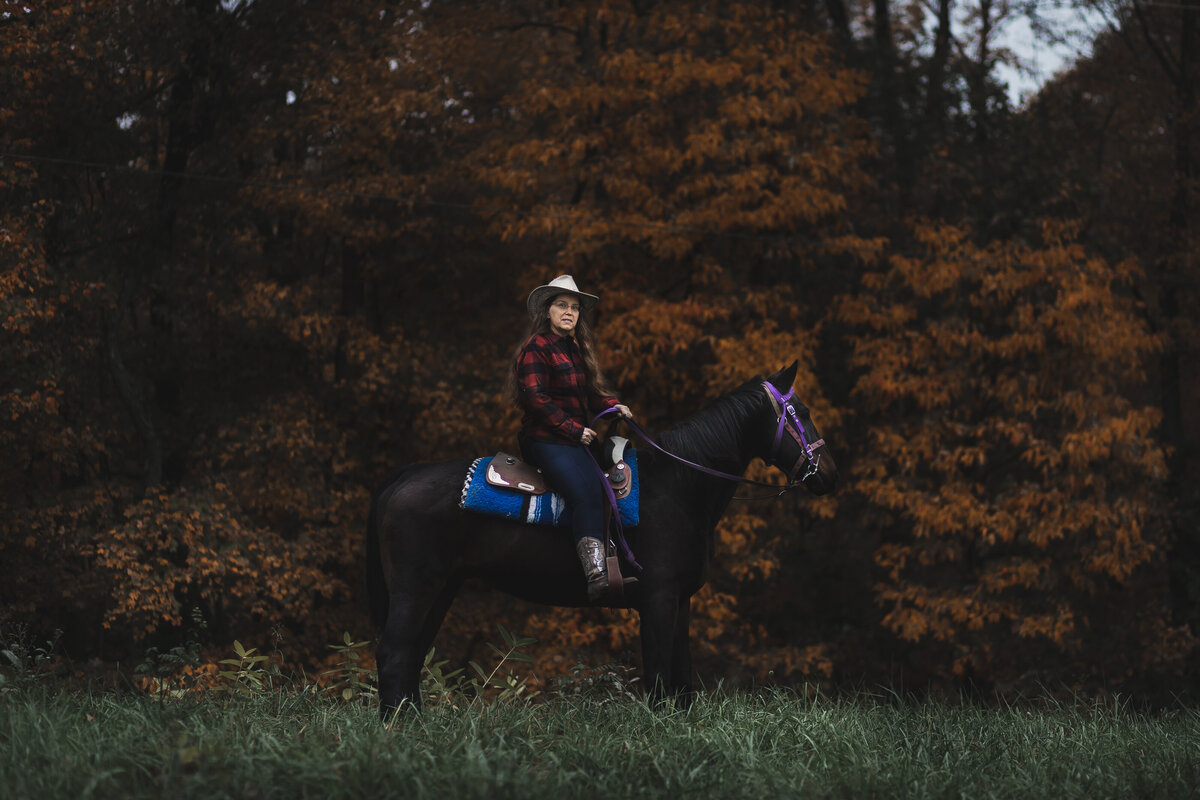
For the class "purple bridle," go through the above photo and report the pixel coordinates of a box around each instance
[762,383,826,484]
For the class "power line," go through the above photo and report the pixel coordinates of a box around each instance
[1030,0,1198,9]
[1115,1,1200,9]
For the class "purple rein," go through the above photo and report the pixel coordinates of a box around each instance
[594,383,823,488]
[582,419,641,571]
[586,383,826,571]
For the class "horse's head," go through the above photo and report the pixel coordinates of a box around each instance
[760,362,838,496]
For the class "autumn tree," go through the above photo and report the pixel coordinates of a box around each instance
[1014,1,1200,636]
[0,0,377,658]
[1,0,154,653]
[839,219,1185,688]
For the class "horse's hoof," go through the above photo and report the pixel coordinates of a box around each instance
[379,698,421,724]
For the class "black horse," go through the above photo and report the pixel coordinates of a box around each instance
[366,362,837,716]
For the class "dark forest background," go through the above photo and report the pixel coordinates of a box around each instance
[2,0,1197,696]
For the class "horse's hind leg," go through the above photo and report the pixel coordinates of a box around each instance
[377,578,457,720]
[415,578,460,679]
[376,593,422,719]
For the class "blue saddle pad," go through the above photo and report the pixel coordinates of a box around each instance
[459,450,640,527]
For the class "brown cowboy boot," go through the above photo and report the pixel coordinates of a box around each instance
[575,536,608,602]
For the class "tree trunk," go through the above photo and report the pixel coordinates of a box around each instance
[111,0,226,490]
[105,317,163,489]
[1165,2,1196,443]
[824,0,852,54]
[925,0,952,134]
[1166,0,1198,626]
[336,242,366,382]
[969,0,994,149]
[872,0,908,208]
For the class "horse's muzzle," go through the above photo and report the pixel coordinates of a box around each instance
[801,450,838,496]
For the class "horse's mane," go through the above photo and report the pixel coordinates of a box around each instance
[658,376,767,464]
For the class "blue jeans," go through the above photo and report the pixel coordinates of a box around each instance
[520,438,605,544]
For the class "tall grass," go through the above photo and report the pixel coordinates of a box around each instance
[2,685,1197,799]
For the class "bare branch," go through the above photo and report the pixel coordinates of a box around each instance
[1131,0,1182,84]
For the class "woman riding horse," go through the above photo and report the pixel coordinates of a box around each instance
[506,274,634,601]
[368,344,837,717]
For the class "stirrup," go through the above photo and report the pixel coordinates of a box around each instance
[604,552,639,599]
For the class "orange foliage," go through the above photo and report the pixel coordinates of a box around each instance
[839,219,1185,685]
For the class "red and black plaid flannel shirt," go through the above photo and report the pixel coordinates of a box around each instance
[516,332,619,444]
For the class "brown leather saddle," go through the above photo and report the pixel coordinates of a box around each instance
[485,445,633,501]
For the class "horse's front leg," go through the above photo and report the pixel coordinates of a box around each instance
[669,594,695,707]
[638,587,681,703]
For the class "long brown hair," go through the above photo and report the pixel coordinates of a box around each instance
[505,295,617,407]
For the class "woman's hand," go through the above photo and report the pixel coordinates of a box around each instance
[613,404,634,420]
[581,427,598,445]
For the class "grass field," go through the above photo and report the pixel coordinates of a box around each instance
[2,682,1198,800]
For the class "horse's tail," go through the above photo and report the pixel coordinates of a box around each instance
[365,483,388,631]
[365,466,413,631]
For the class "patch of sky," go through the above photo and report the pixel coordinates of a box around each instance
[992,2,1111,107]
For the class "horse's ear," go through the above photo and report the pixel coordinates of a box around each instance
[768,360,799,390]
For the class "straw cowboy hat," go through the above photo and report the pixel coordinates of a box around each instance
[526,274,600,319]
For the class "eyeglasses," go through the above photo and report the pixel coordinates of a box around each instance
[552,301,582,313]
